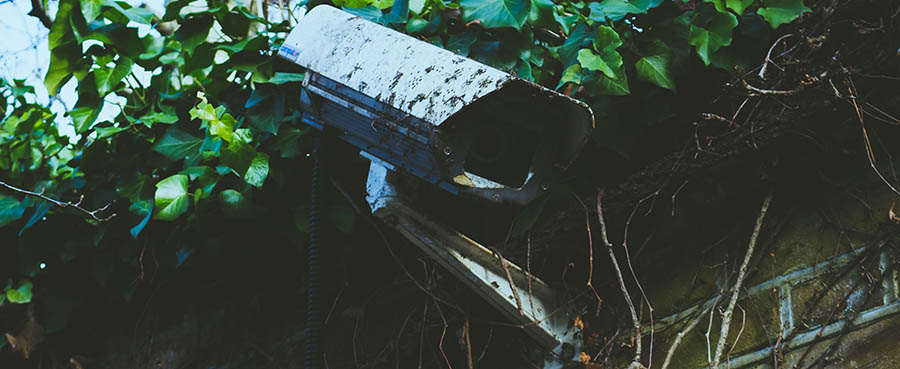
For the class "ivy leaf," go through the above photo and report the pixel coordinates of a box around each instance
[175,15,214,51]
[209,113,236,143]
[19,200,51,236]
[189,103,218,122]
[636,54,676,91]
[117,174,153,202]
[577,49,621,79]
[154,128,203,161]
[0,195,26,227]
[267,72,306,84]
[272,126,306,158]
[461,0,531,29]
[372,0,394,9]
[243,152,269,188]
[517,60,533,81]
[245,85,285,134]
[82,0,102,20]
[689,11,738,65]
[705,0,727,12]
[630,0,663,12]
[726,0,755,14]
[528,0,557,29]
[405,17,430,33]
[578,26,623,78]
[177,167,218,200]
[46,0,85,96]
[6,280,32,304]
[221,11,251,38]
[559,64,587,86]
[757,0,809,29]
[553,22,590,66]
[343,6,387,24]
[69,106,100,134]
[95,124,129,138]
[153,174,189,221]
[100,0,154,24]
[387,0,409,22]
[593,25,623,53]
[221,140,256,176]
[82,23,143,57]
[220,189,255,218]
[138,110,179,127]
[130,201,152,239]
[590,67,630,96]
[446,32,479,56]
[588,0,641,22]
[336,0,374,8]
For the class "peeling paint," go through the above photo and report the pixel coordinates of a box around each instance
[280,5,516,125]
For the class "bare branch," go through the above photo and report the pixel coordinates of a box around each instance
[0,180,116,222]
[597,190,645,369]
[758,34,792,79]
[572,193,603,316]
[661,294,722,369]
[491,248,525,317]
[711,192,774,369]
[742,80,800,96]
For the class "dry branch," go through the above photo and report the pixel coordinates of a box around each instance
[661,294,722,369]
[596,190,645,369]
[711,192,774,369]
[0,180,116,221]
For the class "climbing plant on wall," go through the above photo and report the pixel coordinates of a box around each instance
[0,0,807,363]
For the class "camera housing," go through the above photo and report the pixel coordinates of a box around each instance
[278,5,593,206]
[278,7,591,367]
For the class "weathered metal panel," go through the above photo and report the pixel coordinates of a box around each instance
[279,5,515,126]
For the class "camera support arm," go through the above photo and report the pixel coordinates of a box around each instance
[366,163,582,368]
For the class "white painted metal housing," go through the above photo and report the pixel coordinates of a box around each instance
[280,5,516,125]
[278,5,593,206]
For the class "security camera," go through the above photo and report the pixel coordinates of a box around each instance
[278,6,592,368]
[278,5,593,206]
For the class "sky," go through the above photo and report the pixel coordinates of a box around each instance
[1,0,299,138]
[0,0,166,137]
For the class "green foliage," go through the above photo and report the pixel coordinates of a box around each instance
[577,26,623,78]
[0,195,26,227]
[689,10,738,65]
[636,54,676,91]
[3,280,33,304]
[757,0,811,28]
[0,0,810,356]
[154,174,190,221]
[461,0,531,29]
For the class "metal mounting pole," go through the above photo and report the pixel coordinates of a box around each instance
[365,162,582,369]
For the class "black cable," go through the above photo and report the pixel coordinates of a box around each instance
[306,133,325,369]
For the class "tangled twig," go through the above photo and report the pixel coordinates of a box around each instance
[596,190,645,369]
[0,181,116,221]
[742,80,801,96]
[759,34,793,79]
